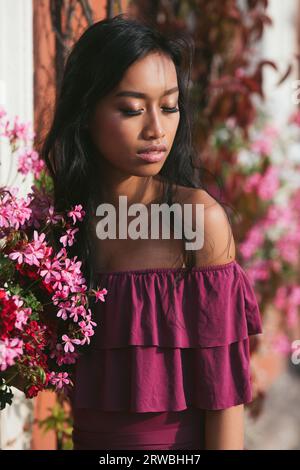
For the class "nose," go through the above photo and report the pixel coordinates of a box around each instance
[142,109,165,140]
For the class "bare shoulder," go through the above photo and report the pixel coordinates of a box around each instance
[173,184,216,207]
[174,185,236,267]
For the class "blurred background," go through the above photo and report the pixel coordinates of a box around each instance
[0,0,300,450]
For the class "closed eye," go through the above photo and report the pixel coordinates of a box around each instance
[120,107,179,116]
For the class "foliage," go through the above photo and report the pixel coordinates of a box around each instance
[0,107,108,409]
[37,394,73,450]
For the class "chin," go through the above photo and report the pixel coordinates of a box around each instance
[129,165,164,177]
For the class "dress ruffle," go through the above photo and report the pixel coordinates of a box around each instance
[72,260,263,411]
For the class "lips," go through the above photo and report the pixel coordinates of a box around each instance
[136,151,166,163]
[137,144,167,154]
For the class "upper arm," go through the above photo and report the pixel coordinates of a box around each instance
[178,187,236,267]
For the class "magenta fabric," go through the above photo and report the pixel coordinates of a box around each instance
[71,260,263,449]
[72,408,206,450]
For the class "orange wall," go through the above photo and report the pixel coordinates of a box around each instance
[33,0,129,150]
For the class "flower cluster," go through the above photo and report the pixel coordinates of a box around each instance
[213,108,300,357]
[0,108,108,409]
[0,190,107,408]
[0,105,44,179]
[236,113,300,294]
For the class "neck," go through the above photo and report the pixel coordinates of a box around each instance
[97,161,160,208]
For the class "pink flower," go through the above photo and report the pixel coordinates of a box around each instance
[244,167,280,200]
[244,173,261,193]
[276,234,300,265]
[1,115,35,145]
[0,338,24,371]
[67,205,85,224]
[0,105,7,120]
[78,310,97,346]
[57,304,70,321]
[15,307,31,330]
[8,250,25,264]
[46,206,64,225]
[94,288,108,302]
[59,228,79,247]
[69,305,86,322]
[52,287,69,304]
[257,166,280,200]
[40,259,61,284]
[250,136,273,155]
[56,247,68,260]
[17,149,45,178]
[0,190,32,230]
[264,204,294,227]
[10,230,48,267]
[243,259,271,285]
[61,335,81,353]
[239,226,264,260]
[49,371,70,389]
[22,231,48,266]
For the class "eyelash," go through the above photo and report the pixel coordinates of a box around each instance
[120,107,179,116]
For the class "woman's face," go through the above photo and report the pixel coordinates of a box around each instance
[88,51,180,178]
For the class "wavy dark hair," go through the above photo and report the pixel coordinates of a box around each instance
[41,13,234,293]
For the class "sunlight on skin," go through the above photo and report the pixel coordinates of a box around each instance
[88,51,180,207]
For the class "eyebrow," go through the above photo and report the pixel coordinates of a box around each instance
[114,86,179,99]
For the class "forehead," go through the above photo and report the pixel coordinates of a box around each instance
[113,52,178,98]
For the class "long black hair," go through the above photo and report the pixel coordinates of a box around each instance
[41,13,233,291]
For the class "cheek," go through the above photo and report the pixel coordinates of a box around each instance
[92,112,137,151]
[89,113,141,170]
[171,114,180,136]
[164,115,180,144]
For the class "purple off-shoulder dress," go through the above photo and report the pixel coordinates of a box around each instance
[71,260,263,450]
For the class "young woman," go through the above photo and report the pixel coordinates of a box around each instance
[42,14,263,450]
